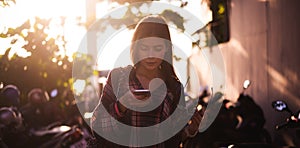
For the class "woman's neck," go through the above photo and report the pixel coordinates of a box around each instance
[135,66,160,80]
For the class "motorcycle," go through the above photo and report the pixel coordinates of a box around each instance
[184,80,273,148]
[0,106,28,148]
[28,122,88,148]
[222,79,273,147]
[272,100,300,147]
[0,105,90,148]
[272,100,300,130]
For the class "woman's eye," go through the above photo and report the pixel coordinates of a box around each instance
[154,46,163,51]
[140,46,148,51]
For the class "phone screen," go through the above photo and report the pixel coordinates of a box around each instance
[132,89,151,96]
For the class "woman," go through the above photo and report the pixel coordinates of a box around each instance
[90,15,202,148]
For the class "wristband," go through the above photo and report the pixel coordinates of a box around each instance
[114,102,124,117]
[115,101,127,116]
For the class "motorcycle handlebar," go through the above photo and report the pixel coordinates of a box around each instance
[275,117,300,130]
[275,122,288,130]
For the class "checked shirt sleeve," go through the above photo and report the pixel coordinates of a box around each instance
[91,68,129,137]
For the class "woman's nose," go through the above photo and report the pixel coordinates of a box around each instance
[147,49,154,58]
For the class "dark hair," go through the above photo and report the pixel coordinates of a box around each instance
[130,15,181,92]
[130,15,172,65]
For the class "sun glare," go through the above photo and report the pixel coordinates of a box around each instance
[0,0,86,59]
[1,0,211,73]
[97,29,134,71]
[0,0,86,29]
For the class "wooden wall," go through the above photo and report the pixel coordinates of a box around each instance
[218,0,300,142]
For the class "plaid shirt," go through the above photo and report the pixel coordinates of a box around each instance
[91,66,187,148]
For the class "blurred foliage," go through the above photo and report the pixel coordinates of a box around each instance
[0,0,15,7]
[110,0,154,5]
[90,2,186,36]
[0,17,92,103]
[72,53,94,80]
[189,0,230,47]
[102,0,229,47]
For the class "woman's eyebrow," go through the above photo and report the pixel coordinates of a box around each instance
[140,43,163,47]
[153,45,163,48]
[140,43,148,47]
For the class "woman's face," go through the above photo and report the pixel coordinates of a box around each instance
[135,37,167,71]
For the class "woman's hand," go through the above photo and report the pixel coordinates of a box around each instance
[187,111,202,135]
[182,108,204,141]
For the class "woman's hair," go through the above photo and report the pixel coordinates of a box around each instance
[130,15,180,90]
[130,15,172,65]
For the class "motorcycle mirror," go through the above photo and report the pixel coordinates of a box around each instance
[243,80,251,89]
[272,100,290,112]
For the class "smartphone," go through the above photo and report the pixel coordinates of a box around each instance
[132,89,151,96]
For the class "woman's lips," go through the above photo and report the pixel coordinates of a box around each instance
[145,61,157,66]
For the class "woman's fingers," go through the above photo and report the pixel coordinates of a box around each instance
[133,94,149,100]
[192,112,202,124]
[187,111,203,134]
[129,98,151,107]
